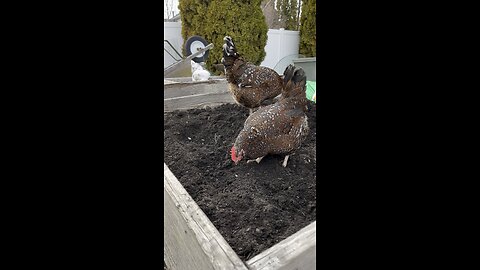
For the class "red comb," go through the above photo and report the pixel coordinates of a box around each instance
[230,145,236,161]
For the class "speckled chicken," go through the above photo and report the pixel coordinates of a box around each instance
[230,65,310,167]
[221,36,283,113]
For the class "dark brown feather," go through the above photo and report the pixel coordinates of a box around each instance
[232,66,310,161]
[222,36,283,109]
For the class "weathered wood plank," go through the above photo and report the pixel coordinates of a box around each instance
[164,92,236,112]
[164,163,248,270]
[164,188,215,270]
[164,79,229,99]
[246,221,316,270]
[164,76,225,83]
[164,79,178,85]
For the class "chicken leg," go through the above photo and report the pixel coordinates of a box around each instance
[282,155,289,167]
[247,156,265,164]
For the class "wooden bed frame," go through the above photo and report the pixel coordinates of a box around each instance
[164,78,316,270]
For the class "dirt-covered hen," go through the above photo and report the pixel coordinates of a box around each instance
[230,65,310,167]
[221,36,283,113]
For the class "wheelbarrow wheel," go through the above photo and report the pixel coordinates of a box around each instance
[185,35,210,63]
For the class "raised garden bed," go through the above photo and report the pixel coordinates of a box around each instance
[164,78,316,270]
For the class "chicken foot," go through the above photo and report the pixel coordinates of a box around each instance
[246,156,264,164]
[282,155,289,167]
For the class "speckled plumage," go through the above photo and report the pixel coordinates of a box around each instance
[232,65,310,161]
[221,36,282,109]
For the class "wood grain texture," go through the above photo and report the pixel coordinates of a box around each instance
[164,76,225,84]
[164,79,229,99]
[164,92,236,112]
[246,221,316,270]
[164,163,248,270]
[164,78,236,111]
[164,79,178,85]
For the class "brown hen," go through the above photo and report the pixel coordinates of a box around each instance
[221,36,283,113]
[230,65,310,167]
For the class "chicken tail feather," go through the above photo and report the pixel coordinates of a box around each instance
[283,64,296,85]
[283,66,307,98]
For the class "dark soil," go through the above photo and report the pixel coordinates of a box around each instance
[164,103,316,261]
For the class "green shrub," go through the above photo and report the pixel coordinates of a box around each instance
[178,0,210,56]
[179,0,268,74]
[276,0,299,30]
[299,0,316,57]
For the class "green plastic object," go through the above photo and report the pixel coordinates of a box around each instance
[306,81,316,103]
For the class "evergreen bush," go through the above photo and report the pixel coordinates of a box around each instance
[299,0,316,57]
[179,0,268,74]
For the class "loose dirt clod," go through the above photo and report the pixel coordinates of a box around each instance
[164,103,316,261]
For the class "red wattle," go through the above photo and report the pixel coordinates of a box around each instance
[231,146,236,161]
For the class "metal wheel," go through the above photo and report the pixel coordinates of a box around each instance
[185,35,210,63]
